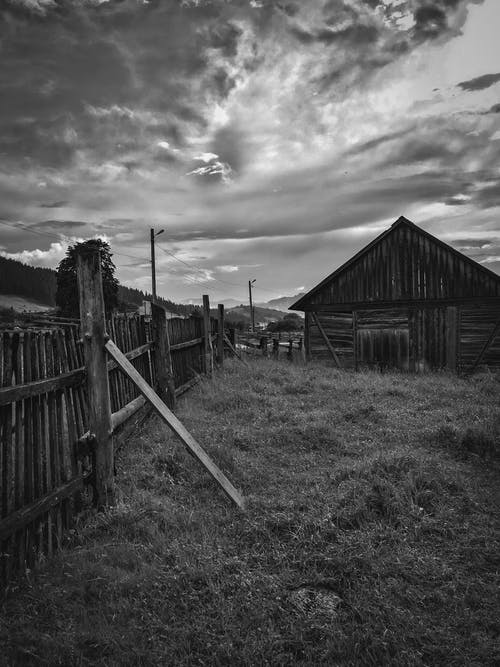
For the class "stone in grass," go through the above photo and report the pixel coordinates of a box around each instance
[289,587,342,621]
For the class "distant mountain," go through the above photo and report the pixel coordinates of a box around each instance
[225,304,287,324]
[184,297,244,309]
[256,292,306,312]
[186,293,307,312]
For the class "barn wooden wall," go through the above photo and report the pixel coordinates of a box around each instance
[307,302,500,373]
[308,312,354,367]
[308,223,500,306]
[459,302,500,373]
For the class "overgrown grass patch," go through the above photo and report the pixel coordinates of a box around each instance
[1,359,499,666]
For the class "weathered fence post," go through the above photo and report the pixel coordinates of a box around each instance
[76,248,115,509]
[151,301,176,409]
[217,304,225,366]
[287,339,293,360]
[202,294,213,375]
[273,337,279,358]
[260,336,268,357]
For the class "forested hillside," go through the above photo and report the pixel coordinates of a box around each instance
[0,255,197,316]
[0,256,57,306]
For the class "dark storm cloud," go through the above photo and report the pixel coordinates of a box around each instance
[31,219,87,230]
[413,5,448,39]
[473,180,500,209]
[290,23,379,46]
[40,201,69,208]
[0,0,248,175]
[489,103,500,113]
[453,238,497,247]
[458,72,500,91]
[345,128,416,156]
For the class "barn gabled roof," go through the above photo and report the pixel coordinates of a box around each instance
[290,215,500,310]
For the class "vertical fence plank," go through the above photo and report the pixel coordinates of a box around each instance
[203,295,213,376]
[152,302,176,409]
[217,304,225,366]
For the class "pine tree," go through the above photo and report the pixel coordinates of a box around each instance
[55,239,119,317]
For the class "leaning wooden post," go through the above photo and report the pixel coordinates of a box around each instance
[76,248,114,509]
[151,301,176,409]
[217,304,225,366]
[202,294,213,376]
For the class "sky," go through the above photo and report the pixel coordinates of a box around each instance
[1,0,499,305]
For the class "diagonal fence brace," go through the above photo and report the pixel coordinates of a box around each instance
[105,338,245,510]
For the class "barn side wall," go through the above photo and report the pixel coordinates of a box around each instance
[307,311,354,368]
[306,301,500,373]
[459,301,500,373]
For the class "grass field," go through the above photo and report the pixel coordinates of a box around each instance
[1,359,499,666]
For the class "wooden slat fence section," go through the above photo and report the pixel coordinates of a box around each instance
[0,309,218,588]
[106,314,154,415]
[0,326,85,586]
[167,316,205,389]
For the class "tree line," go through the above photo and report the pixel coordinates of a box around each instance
[0,242,199,318]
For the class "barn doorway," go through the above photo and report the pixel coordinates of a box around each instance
[356,328,410,371]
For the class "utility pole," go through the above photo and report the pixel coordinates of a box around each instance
[248,279,256,332]
[150,227,164,302]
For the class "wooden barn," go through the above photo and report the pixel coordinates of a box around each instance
[290,216,500,373]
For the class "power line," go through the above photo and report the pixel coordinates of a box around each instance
[156,242,279,294]
[0,218,284,298]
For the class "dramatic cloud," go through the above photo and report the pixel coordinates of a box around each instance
[0,0,499,302]
[458,72,500,91]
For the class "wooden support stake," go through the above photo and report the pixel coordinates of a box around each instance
[217,304,225,366]
[223,334,248,366]
[202,294,213,376]
[105,339,244,509]
[76,248,115,509]
[469,317,500,374]
[151,301,176,409]
[311,312,342,368]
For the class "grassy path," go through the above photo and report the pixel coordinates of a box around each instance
[1,360,499,665]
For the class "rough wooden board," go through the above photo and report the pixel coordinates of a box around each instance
[0,476,84,541]
[223,334,248,365]
[0,368,86,406]
[468,318,500,373]
[311,312,342,368]
[105,339,245,510]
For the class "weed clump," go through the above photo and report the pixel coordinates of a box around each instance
[432,420,500,461]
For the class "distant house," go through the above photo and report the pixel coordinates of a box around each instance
[138,303,185,319]
[290,216,500,373]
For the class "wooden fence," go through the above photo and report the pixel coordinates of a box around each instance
[0,293,224,589]
[236,330,304,361]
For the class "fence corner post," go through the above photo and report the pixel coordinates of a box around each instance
[76,248,115,509]
[151,301,176,409]
[217,304,225,366]
[202,294,213,376]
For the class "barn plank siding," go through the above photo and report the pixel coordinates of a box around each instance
[292,217,500,373]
